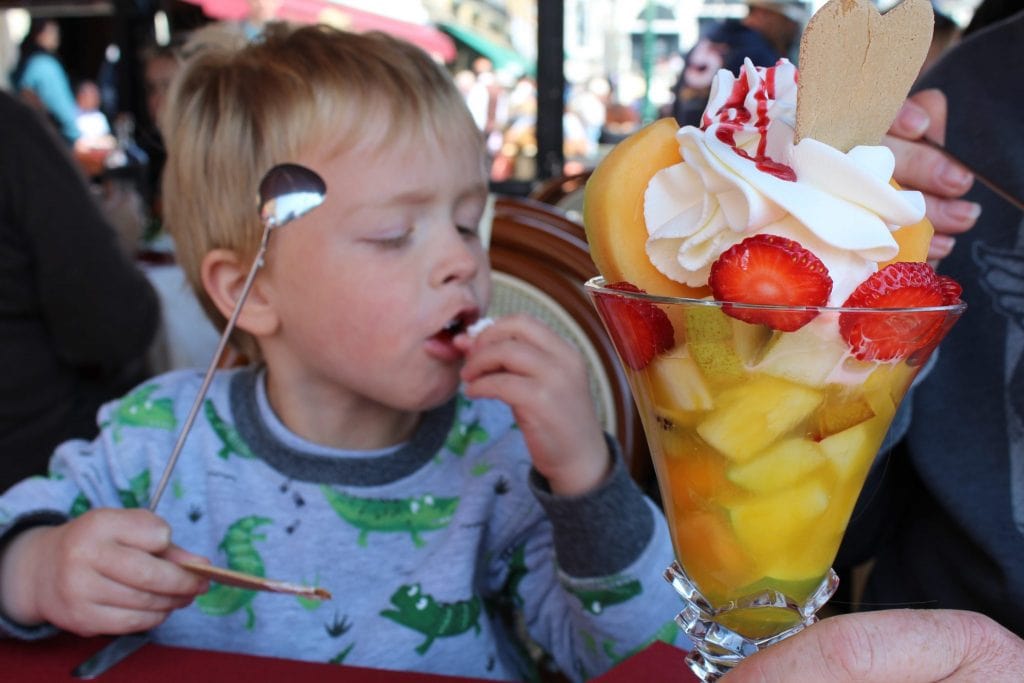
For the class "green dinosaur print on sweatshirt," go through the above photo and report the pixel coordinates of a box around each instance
[380,583,481,654]
[204,399,256,460]
[105,384,176,442]
[602,619,679,664]
[444,396,488,456]
[117,470,151,509]
[69,494,91,518]
[196,516,271,629]
[328,643,355,664]
[567,575,642,614]
[320,486,458,547]
[68,470,150,516]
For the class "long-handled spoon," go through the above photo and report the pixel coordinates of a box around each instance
[71,163,327,679]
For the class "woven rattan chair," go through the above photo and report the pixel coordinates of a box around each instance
[486,196,651,487]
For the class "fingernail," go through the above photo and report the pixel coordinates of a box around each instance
[898,104,929,136]
[948,201,982,223]
[932,234,956,255]
[939,162,973,190]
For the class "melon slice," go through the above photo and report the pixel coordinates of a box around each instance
[583,118,710,298]
[880,180,934,267]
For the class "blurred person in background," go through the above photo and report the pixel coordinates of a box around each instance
[0,89,160,492]
[239,0,281,40]
[137,41,183,236]
[666,0,807,128]
[73,80,112,145]
[10,18,80,147]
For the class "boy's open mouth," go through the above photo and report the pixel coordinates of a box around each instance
[433,311,480,343]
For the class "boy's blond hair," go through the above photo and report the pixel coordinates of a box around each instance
[162,23,483,359]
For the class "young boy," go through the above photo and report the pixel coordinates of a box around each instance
[0,24,679,681]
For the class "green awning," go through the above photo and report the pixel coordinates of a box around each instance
[439,21,533,75]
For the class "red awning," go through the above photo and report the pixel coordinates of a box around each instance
[181,0,456,62]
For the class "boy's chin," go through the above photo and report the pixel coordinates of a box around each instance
[403,375,464,412]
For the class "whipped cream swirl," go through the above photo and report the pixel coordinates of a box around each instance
[644,58,926,305]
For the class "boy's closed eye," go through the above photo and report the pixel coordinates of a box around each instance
[366,227,414,249]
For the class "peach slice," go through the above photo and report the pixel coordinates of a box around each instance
[583,118,711,298]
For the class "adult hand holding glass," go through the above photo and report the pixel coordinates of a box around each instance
[723,609,1024,682]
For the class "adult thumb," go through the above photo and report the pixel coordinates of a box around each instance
[722,609,1023,683]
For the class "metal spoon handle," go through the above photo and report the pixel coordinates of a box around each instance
[148,228,271,511]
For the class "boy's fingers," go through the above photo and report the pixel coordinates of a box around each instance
[101,550,209,598]
[96,508,173,554]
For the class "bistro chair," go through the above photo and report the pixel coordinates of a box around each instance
[486,196,651,488]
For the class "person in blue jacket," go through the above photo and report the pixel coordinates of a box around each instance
[11,18,80,146]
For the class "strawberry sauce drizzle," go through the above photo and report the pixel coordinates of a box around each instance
[706,61,796,182]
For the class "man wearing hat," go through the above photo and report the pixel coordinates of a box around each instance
[667,0,808,126]
[711,0,809,76]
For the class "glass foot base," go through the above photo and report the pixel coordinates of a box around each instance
[664,561,839,682]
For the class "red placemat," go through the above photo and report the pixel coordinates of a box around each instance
[0,634,487,682]
[595,641,697,682]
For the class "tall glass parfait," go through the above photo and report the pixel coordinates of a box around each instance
[586,276,964,681]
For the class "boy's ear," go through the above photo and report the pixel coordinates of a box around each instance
[201,248,280,337]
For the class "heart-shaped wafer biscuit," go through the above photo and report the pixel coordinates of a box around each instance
[796,0,934,151]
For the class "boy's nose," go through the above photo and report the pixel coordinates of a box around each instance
[434,229,481,286]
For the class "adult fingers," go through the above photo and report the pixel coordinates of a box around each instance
[724,610,1024,683]
[886,134,975,200]
[889,89,947,144]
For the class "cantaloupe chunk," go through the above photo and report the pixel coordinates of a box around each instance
[673,511,760,597]
[879,180,934,267]
[583,118,711,298]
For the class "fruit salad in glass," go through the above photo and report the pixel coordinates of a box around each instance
[583,43,964,681]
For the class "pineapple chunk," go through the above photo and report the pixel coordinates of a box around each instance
[756,322,849,387]
[728,480,830,575]
[819,415,889,483]
[696,376,824,462]
[685,305,744,380]
[727,438,825,492]
[650,351,714,412]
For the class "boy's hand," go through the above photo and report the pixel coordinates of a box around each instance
[885,89,980,264]
[455,314,610,496]
[0,508,209,636]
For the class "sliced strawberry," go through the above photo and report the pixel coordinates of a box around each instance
[594,282,675,370]
[938,275,963,304]
[708,234,833,331]
[839,262,957,362]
